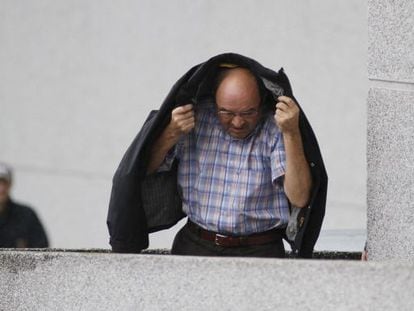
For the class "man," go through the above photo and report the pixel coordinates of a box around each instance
[146,67,311,258]
[107,53,327,258]
[0,162,49,248]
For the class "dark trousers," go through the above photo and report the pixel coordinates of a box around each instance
[171,223,286,258]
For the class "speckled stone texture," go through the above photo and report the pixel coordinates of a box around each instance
[367,0,414,260]
[1,251,414,311]
[368,0,414,82]
[367,89,414,260]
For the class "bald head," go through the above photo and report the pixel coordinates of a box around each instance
[215,68,262,139]
[215,68,261,109]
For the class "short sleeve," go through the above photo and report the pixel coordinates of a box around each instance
[156,139,183,172]
[270,130,286,183]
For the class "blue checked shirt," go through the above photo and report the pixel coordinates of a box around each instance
[160,103,289,235]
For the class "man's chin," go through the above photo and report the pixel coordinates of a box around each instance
[228,128,249,139]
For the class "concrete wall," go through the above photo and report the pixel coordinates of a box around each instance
[0,1,367,249]
[1,251,414,310]
[367,0,414,260]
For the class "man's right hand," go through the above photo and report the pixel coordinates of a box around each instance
[146,104,194,174]
[166,104,195,140]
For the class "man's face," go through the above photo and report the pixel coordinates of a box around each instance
[215,68,261,139]
[0,179,11,205]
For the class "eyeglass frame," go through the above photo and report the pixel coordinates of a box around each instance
[216,108,260,120]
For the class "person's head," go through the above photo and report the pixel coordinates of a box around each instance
[214,67,263,139]
[0,163,12,205]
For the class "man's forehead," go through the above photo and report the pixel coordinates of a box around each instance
[220,67,255,79]
[217,70,258,95]
[217,67,259,94]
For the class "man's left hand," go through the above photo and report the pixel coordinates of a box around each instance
[274,96,311,208]
[274,96,300,134]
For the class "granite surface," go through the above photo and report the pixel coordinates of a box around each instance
[367,88,414,260]
[368,0,414,82]
[1,250,414,310]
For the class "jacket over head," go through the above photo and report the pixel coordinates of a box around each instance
[107,53,328,258]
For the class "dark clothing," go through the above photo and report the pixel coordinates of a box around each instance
[0,199,49,248]
[171,222,286,258]
[107,53,328,258]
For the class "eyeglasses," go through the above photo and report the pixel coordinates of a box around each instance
[217,109,259,120]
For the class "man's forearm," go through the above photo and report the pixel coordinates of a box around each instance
[282,131,312,208]
[146,104,195,174]
[146,127,180,175]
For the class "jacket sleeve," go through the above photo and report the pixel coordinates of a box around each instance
[106,64,201,253]
[275,69,327,258]
[295,113,328,258]
[107,111,159,253]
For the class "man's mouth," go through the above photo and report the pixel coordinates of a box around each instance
[230,127,246,132]
[229,127,249,138]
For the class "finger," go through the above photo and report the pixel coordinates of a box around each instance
[275,113,287,122]
[275,109,286,117]
[178,117,195,128]
[174,111,194,124]
[275,102,289,112]
[173,115,194,128]
[277,96,296,107]
[182,109,195,119]
[172,107,194,119]
[173,104,193,114]
[171,104,193,116]
[181,121,195,133]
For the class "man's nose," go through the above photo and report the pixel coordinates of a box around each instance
[231,115,245,128]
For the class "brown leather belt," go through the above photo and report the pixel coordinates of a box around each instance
[187,220,285,248]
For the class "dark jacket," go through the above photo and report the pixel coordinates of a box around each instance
[107,53,328,258]
[0,198,49,248]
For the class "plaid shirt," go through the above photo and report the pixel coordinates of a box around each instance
[161,104,289,235]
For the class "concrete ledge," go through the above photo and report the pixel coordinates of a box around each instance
[0,248,363,259]
[2,250,414,310]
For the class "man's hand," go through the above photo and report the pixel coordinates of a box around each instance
[146,103,194,174]
[274,96,300,134]
[274,96,311,208]
[166,104,195,140]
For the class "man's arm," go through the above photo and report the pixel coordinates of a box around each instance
[146,104,195,174]
[275,96,312,208]
[28,209,49,248]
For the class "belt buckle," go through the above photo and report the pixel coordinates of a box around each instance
[214,234,227,246]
